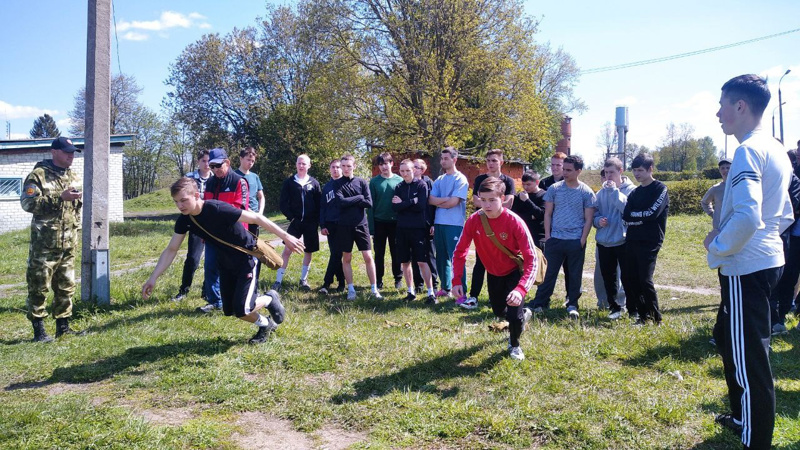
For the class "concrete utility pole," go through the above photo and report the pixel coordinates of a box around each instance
[81,0,112,304]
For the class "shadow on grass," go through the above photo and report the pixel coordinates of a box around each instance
[622,327,719,367]
[331,343,503,404]
[5,337,236,390]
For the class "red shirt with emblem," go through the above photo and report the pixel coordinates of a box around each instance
[452,208,538,297]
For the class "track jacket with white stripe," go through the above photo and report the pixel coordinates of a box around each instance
[707,128,794,276]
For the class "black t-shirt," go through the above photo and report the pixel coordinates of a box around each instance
[473,173,516,196]
[175,200,254,265]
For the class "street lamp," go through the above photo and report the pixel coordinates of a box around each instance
[773,102,786,138]
[779,69,791,143]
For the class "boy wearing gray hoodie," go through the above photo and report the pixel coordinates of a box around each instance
[593,158,635,319]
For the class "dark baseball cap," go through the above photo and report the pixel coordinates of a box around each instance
[718,157,732,166]
[51,137,81,153]
[209,148,228,164]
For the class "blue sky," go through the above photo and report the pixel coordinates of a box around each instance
[2,0,799,166]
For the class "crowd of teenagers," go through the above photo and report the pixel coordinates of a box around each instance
[22,73,793,448]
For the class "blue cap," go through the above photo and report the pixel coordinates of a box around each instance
[209,148,228,164]
[51,137,81,153]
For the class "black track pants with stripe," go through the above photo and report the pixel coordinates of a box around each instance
[713,267,781,450]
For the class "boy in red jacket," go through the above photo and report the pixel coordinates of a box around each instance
[452,177,537,360]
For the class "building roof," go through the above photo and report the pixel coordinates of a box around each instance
[0,134,135,152]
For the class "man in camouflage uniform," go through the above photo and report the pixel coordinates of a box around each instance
[20,137,84,342]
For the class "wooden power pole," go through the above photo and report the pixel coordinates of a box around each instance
[81,0,112,304]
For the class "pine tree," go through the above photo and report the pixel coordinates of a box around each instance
[29,114,61,138]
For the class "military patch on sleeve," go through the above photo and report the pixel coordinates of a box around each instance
[23,184,39,198]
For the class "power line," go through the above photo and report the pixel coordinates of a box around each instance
[111,0,122,74]
[581,28,800,75]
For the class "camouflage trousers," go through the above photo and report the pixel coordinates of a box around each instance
[26,246,76,321]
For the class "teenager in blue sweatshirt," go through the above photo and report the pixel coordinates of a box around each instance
[319,159,345,293]
[704,74,793,449]
[593,157,635,319]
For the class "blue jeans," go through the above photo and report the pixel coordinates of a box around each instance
[203,244,222,307]
[433,224,466,291]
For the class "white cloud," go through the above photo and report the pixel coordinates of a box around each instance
[56,118,72,129]
[116,11,211,39]
[122,31,148,41]
[0,100,59,120]
[9,132,29,140]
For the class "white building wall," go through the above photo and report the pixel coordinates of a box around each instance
[0,148,125,234]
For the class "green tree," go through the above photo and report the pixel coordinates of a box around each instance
[695,136,719,169]
[122,106,167,198]
[656,122,698,172]
[313,0,570,173]
[29,114,60,138]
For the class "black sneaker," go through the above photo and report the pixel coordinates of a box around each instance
[265,290,285,324]
[248,318,278,344]
[172,288,189,302]
[424,295,437,305]
[714,413,743,435]
[299,280,311,292]
[403,292,416,302]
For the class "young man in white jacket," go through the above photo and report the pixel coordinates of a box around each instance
[704,74,794,449]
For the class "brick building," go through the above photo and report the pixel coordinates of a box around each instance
[370,153,530,189]
[0,135,132,234]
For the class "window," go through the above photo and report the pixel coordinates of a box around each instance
[0,177,22,198]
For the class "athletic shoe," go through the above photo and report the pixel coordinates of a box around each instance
[395,279,404,290]
[271,281,282,291]
[347,290,357,301]
[629,312,639,321]
[532,306,544,314]
[196,304,219,314]
[709,337,716,346]
[567,306,579,319]
[509,346,525,361]
[789,303,797,315]
[333,284,346,293]
[265,290,285,324]
[633,318,647,326]
[377,282,384,290]
[455,296,467,306]
[299,279,311,292]
[248,318,278,345]
[714,413,743,435]
[424,295,437,305]
[459,297,478,310]
[608,311,622,320]
[523,307,532,324]
[435,289,451,298]
[403,293,416,302]
[371,290,383,300]
[318,286,330,295]
[172,288,189,302]
[772,323,788,336]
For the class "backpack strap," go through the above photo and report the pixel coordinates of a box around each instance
[478,210,524,272]
[189,215,258,258]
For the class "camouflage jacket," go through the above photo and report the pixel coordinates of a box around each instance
[20,160,82,250]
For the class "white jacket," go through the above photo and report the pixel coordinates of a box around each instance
[707,128,794,276]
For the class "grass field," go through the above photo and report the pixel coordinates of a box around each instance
[0,211,798,449]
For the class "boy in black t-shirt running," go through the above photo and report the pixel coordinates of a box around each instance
[142,178,305,344]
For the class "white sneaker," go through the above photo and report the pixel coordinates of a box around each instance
[459,297,478,310]
[523,307,532,324]
[509,346,525,361]
[609,311,622,320]
[567,306,579,319]
[347,290,357,301]
[371,290,383,299]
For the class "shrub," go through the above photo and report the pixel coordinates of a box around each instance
[655,171,702,181]
[702,167,722,179]
[664,179,715,215]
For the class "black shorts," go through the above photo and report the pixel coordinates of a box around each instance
[287,219,320,253]
[395,227,429,263]
[219,256,259,317]
[336,223,371,253]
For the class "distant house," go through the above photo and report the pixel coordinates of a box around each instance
[0,135,133,234]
